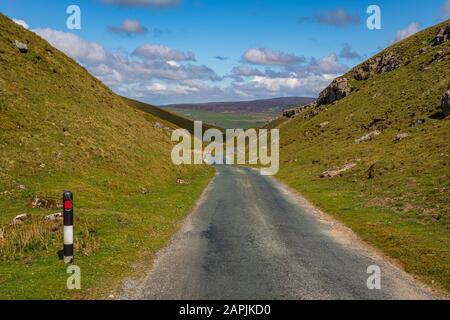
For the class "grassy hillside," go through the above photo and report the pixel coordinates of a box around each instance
[123,97,220,133]
[276,20,450,292]
[0,13,214,299]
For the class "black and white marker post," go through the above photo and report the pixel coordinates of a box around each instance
[63,191,74,264]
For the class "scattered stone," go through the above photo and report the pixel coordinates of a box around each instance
[31,197,57,209]
[45,212,62,222]
[434,25,450,45]
[176,179,191,185]
[18,184,26,190]
[140,188,150,195]
[372,92,382,99]
[441,90,450,117]
[154,122,165,129]
[410,119,426,128]
[317,77,352,106]
[12,214,30,225]
[394,133,409,142]
[321,162,357,178]
[303,109,319,120]
[283,109,299,118]
[13,40,28,53]
[319,121,329,128]
[283,102,316,118]
[40,163,46,168]
[355,130,381,144]
[354,52,401,81]
[430,49,448,63]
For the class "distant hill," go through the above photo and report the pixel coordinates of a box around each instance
[163,97,316,117]
[123,97,220,133]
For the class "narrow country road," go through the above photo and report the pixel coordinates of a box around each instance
[122,166,437,300]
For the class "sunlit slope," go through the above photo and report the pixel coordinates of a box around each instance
[277,20,450,292]
[0,13,213,299]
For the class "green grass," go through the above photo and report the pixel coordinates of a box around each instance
[0,168,213,299]
[166,108,268,129]
[0,13,215,299]
[276,20,450,292]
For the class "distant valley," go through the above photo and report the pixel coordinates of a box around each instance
[162,97,315,129]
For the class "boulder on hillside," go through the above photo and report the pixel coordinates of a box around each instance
[176,178,191,185]
[12,214,30,225]
[45,212,62,222]
[442,90,450,117]
[434,25,450,45]
[31,196,58,209]
[13,40,28,53]
[283,102,317,118]
[283,108,300,118]
[355,130,381,144]
[354,51,401,81]
[394,133,409,142]
[321,162,357,178]
[317,77,351,106]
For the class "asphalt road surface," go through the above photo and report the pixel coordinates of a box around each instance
[123,166,437,300]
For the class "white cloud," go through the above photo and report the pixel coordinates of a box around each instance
[443,0,450,18]
[299,9,360,27]
[243,48,305,66]
[101,0,180,7]
[13,18,29,29]
[305,54,349,75]
[390,23,421,44]
[338,43,362,60]
[133,44,195,61]
[28,26,348,104]
[33,28,108,63]
[108,19,148,35]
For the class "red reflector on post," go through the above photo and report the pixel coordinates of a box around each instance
[64,199,72,210]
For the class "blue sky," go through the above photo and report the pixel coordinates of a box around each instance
[2,0,450,104]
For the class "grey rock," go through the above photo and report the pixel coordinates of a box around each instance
[153,122,165,129]
[321,162,357,178]
[394,133,409,142]
[176,179,191,185]
[355,130,381,144]
[317,77,351,106]
[441,90,450,117]
[319,121,329,128]
[13,40,28,53]
[434,25,450,45]
[283,102,316,118]
[354,52,401,81]
[45,212,62,222]
[31,197,57,209]
[283,109,298,118]
[304,109,319,120]
[12,213,30,225]
[410,119,426,128]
